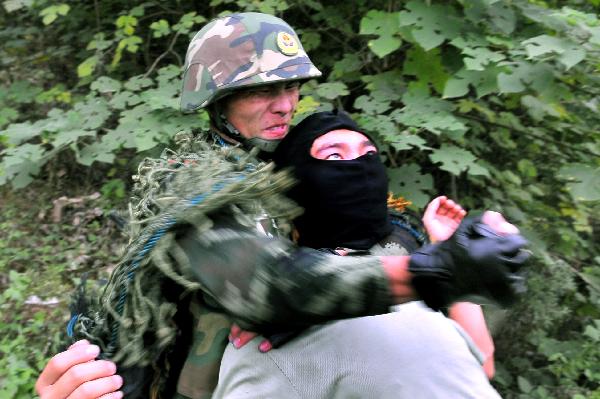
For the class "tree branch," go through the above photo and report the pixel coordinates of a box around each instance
[460,114,600,158]
[143,31,181,78]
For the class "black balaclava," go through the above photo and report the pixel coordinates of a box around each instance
[273,110,392,250]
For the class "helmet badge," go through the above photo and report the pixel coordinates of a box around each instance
[276,31,299,56]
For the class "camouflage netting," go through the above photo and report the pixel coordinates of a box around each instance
[71,131,301,367]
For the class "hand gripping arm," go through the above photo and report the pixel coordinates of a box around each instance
[408,214,530,310]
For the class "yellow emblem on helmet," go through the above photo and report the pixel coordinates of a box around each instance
[276,31,299,56]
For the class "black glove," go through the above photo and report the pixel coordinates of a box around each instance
[408,215,530,310]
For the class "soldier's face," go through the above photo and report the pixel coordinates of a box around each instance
[224,82,300,140]
[310,130,378,160]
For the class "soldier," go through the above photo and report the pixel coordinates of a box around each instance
[35,12,528,399]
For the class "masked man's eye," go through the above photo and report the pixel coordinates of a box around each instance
[325,153,343,160]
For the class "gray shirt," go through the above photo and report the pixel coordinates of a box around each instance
[213,301,501,399]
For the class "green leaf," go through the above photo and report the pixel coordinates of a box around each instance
[522,34,585,70]
[51,130,95,149]
[293,96,320,120]
[116,15,138,35]
[76,142,116,166]
[355,114,397,137]
[39,4,70,25]
[73,99,111,130]
[387,163,434,208]
[403,47,448,94]
[360,10,402,58]
[354,95,391,115]
[156,65,182,84]
[3,122,40,145]
[487,1,516,34]
[0,143,46,188]
[559,48,586,70]
[77,56,98,78]
[124,75,154,91]
[90,76,122,93]
[497,62,555,95]
[392,86,467,138]
[150,19,170,38]
[517,159,538,178]
[443,68,499,98]
[429,144,488,176]
[398,1,460,50]
[3,0,32,13]
[461,46,505,71]
[363,71,406,102]
[523,35,569,58]
[86,33,112,51]
[521,95,561,121]
[558,164,600,202]
[121,36,143,52]
[298,31,321,52]
[0,107,19,126]
[139,81,179,110]
[517,376,533,394]
[315,82,349,100]
[109,91,141,109]
[6,80,43,103]
[173,12,206,34]
[331,54,363,80]
[386,134,431,152]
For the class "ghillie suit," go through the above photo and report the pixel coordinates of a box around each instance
[69,131,301,398]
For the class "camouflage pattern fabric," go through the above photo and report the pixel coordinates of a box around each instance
[180,12,321,111]
[174,302,231,399]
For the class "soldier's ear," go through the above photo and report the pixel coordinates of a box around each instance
[292,227,300,244]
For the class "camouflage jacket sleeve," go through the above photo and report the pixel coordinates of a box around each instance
[171,210,393,332]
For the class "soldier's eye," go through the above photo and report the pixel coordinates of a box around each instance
[252,88,272,96]
[284,82,300,90]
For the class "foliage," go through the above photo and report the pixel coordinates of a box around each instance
[0,186,122,398]
[0,0,599,397]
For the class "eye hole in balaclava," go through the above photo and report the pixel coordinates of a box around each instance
[272,110,391,250]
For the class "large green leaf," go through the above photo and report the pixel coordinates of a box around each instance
[353,95,391,115]
[386,134,431,152]
[90,76,122,94]
[360,10,402,58]
[315,82,349,100]
[387,163,434,208]
[398,1,460,50]
[392,86,467,138]
[429,144,490,177]
[402,47,448,93]
[443,68,499,98]
[76,142,116,166]
[558,164,600,202]
[497,61,556,95]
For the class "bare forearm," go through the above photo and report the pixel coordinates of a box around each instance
[448,302,495,379]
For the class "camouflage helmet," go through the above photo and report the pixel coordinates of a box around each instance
[180,12,322,112]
